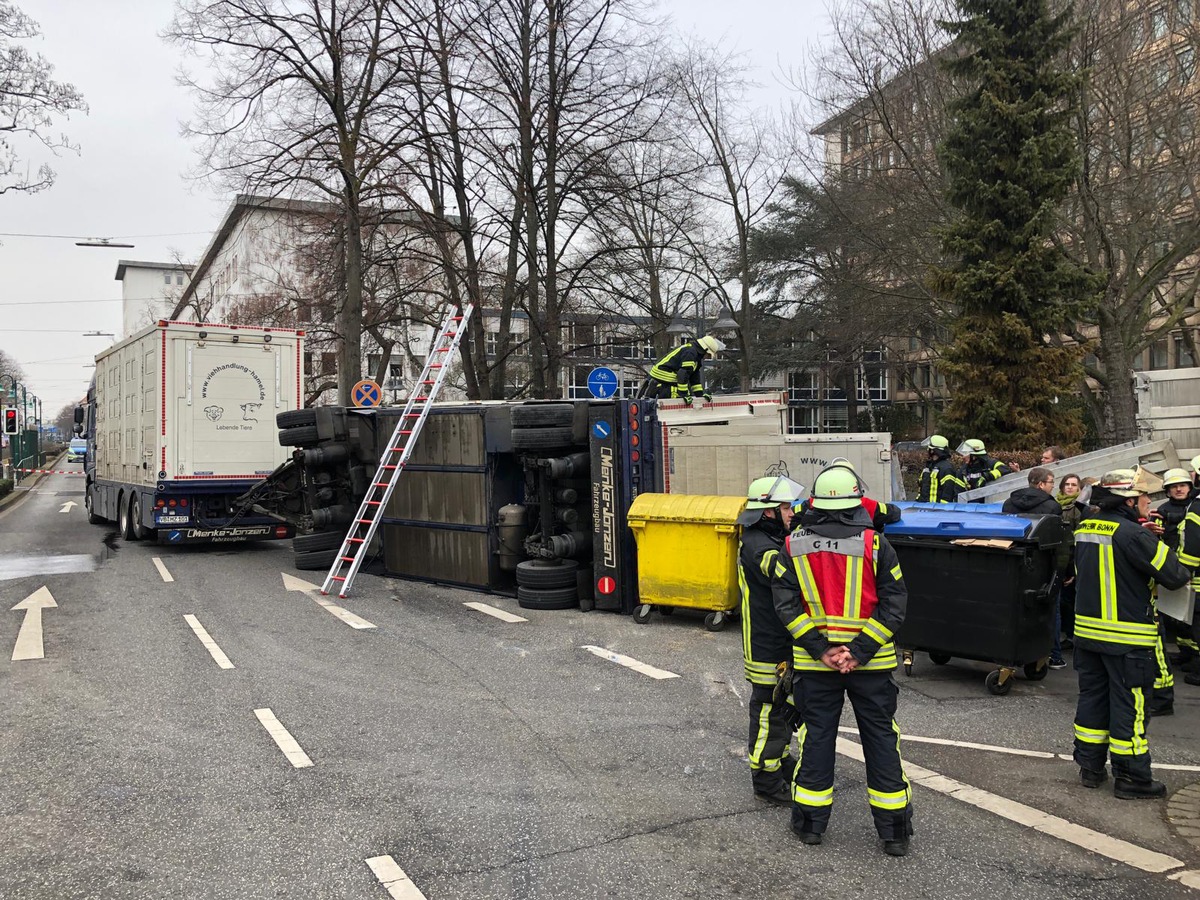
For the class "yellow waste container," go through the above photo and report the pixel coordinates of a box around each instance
[627,493,747,631]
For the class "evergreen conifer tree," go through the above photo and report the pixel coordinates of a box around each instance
[936,0,1099,448]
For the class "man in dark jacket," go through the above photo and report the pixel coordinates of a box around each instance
[958,439,1013,490]
[639,334,724,401]
[1002,467,1062,516]
[737,475,806,805]
[1157,468,1198,672]
[771,466,912,857]
[1073,469,1191,798]
[917,434,967,503]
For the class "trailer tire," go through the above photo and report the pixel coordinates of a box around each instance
[278,425,320,448]
[294,548,340,570]
[118,493,137,541]
[517,585,578,610]
[515,558,578,589]
[130,494,154,541]
[511,403,574,428]
[511,426,575,451]
[276,409,318,429]
[293,530,344,553]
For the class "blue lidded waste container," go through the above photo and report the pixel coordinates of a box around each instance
[887,502,1064,695]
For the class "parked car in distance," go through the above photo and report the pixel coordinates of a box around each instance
[67,438,87,463]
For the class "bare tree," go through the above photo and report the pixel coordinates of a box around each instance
[0,1,86,195]
[1062,0,1200,442]
[0,346,25,384]
[167,0,424,405]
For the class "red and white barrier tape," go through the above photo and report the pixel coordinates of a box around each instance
[14,468,86,476]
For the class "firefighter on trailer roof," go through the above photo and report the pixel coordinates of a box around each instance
[639,335,725,403]
[771,464,913,856]
[736,475,807,805]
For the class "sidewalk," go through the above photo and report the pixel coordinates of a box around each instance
[0,453,66,515]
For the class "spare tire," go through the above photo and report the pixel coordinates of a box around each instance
[277,409,318,429]
[516,558,579,589]
[293,530,343,553]
[517,585,579,610]
[511,403,574,428]
[511,426,575,451]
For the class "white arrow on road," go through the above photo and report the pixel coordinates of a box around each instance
[11,586,57,661]
[59,501,77,513]
[282,573,376,630]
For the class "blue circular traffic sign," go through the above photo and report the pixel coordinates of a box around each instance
[352,379,382,408]
[593,420,611,440]
[587,366,618,399]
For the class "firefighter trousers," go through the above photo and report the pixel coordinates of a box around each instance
[748,684,798,795]
[791,671,913,840]
[1073,646,1155,782]
[1153,622,1175,708]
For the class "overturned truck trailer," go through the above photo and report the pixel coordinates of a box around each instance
[249,394,894,614]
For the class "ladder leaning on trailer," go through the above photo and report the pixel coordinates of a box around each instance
[321,304,474,598]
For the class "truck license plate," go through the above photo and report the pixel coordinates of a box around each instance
[155,515,190,525]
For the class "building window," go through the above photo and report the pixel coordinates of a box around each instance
[1154,59,1172,90]
[1178,0,1193,25]
[484,330,498,357]
[1180,46,1197,84]
[788,370,818,401]
[822,406,849,432]
[857,368,888,402]
[566,365,593,400]
[1150,338,1170,370]
[320,352,337,376]
[564,323,596,354]
[862,347,885,363]
[176,273,184,286]
[163,272,172,285]
[787,407,820,434]
[1151,7,1169,39]
[1175,334,1196,367]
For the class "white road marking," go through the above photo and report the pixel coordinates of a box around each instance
[463,601,527,623]
[839,725,1200,771]
[837,737,1186,878]
[580,645,679,680]
[10,586,57,661]
[152,557,175,583]
[1171,871,1200,890]
[838,725,1058,759]
[183,615,234,669]
[254,708,313,768]
[281,573,376,630]
[58,501,77,513]
[365,856,429,899]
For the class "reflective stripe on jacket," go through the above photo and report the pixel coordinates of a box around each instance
[1074,512,1190,653]
[648,342,704,396]
[738,518,792,685]
[918,458,966,503]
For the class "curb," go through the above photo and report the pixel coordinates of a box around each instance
[1168,783,1200,848]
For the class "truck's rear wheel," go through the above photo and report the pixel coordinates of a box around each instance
[130,494,154,541]
[118,493,136,541]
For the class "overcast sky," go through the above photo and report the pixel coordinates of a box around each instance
[1,0,831,417]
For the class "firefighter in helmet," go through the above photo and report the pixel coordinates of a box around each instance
[640,334,725,402]
[737,475,807,804]
[1175,456,1200,687]
[1073,469,1190,798]
[917,434,967,503]
[957,439,1013,491]
[771,464,913,856]
[792,458,901,533]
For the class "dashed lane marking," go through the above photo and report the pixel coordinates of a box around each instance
[254,708,313,768]
[365,856,429,899]
[152,557,174,583]
[838,725,1200,771]
[837,737,1187,880]
[281,572,376,630]
[183,615,234,669]
[463,601,527,623]
[581,645,679,680]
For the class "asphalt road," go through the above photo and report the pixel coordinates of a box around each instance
[4,465,1200,899]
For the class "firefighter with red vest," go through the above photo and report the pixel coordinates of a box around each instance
[737,475,807,804]
[792,458,901,533]
[771,464,912,856]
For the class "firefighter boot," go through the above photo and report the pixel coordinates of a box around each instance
[883,838,910,857]
[1080,767,1108,789]
[1113,777,1167,800]
[793,827,822,846]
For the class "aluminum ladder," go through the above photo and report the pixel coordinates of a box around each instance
[321,303,474,597]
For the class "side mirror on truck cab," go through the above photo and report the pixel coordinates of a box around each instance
[73,405,85,436]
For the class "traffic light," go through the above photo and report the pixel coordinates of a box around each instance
[2,407,16,435]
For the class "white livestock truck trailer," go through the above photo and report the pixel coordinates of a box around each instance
[79,320,306,544]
